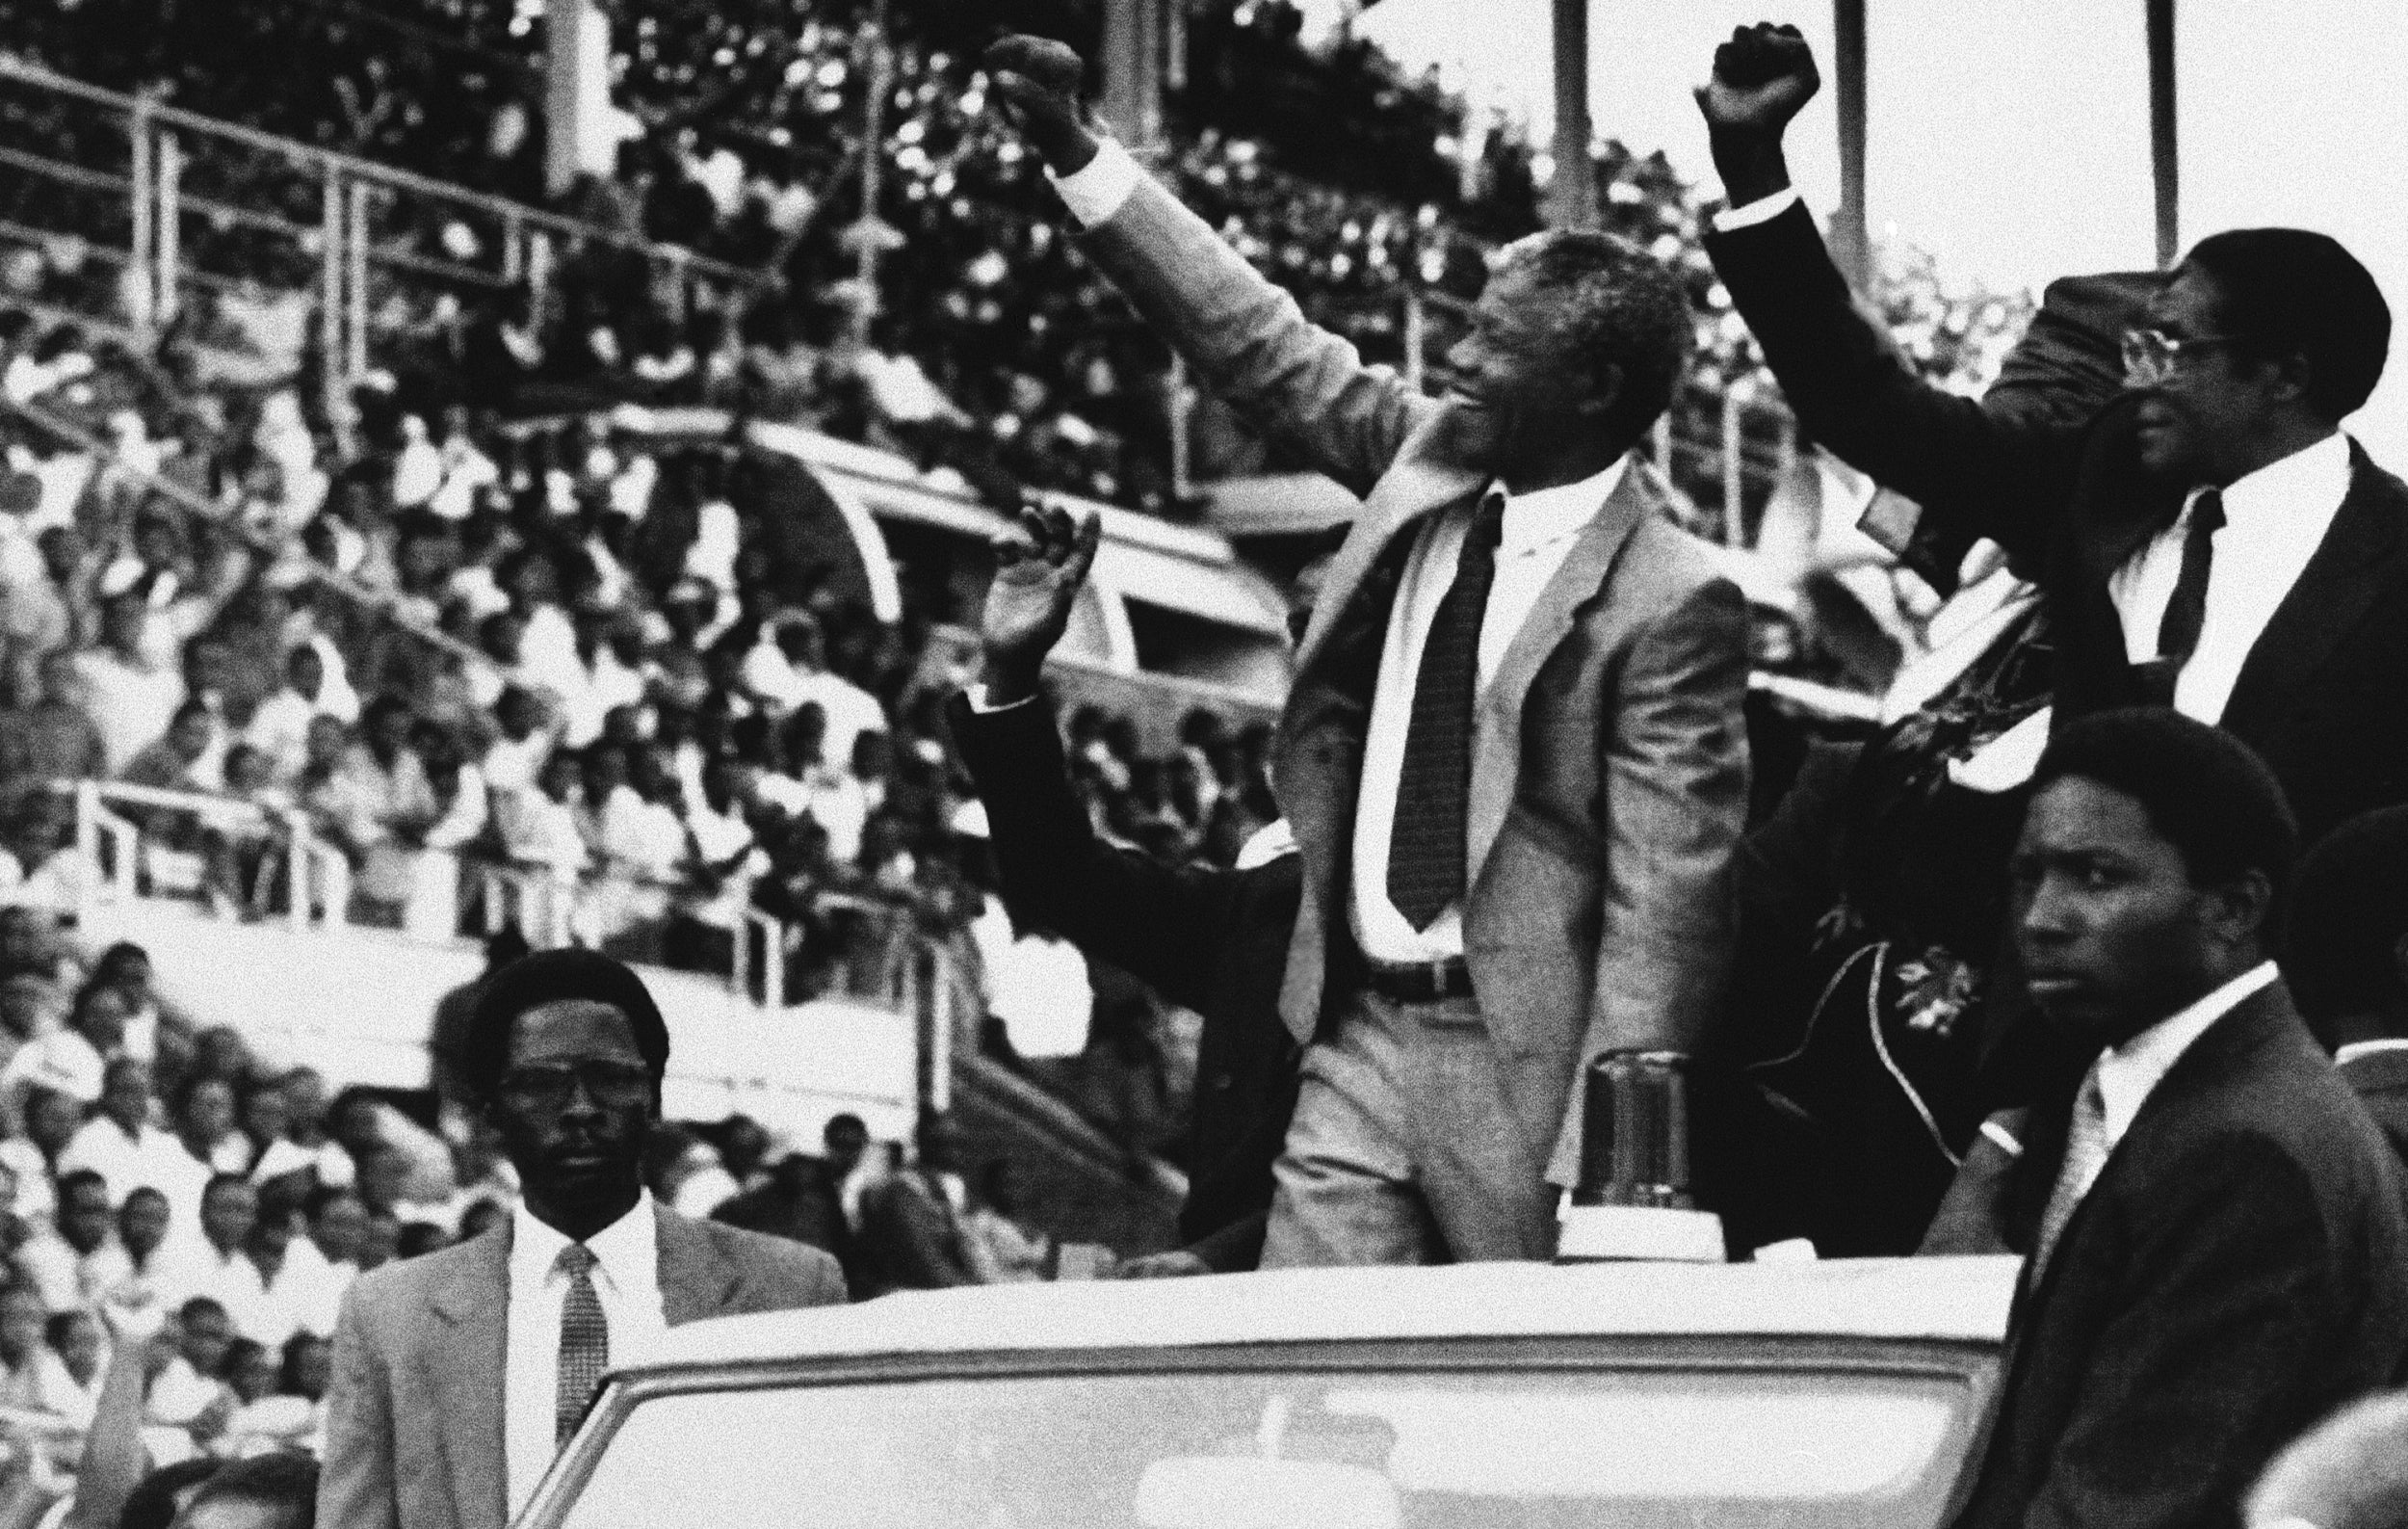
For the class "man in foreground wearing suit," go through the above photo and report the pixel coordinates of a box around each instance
[2282,805,2408,1170]
[951,506,1301,1275]
[318,949,848,1529]
[1950,708,2408,1529]
[1696,25,2408,855]
[985,38,1750,1265]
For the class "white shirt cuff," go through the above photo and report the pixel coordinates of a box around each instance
[1046,138,1141,228]
[1712,187,1801,233]
[964,684,1038,715]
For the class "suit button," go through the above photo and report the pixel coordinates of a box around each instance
[1210,1073,1234,1092]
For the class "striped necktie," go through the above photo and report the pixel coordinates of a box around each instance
[1387,490,1508,930]
[2029,1068,2109,1285]
[555,1242,609,1446]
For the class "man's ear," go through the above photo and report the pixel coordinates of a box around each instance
[2204,868,2273,951]
[1577,360,1625,423]
[2259,347,2315,409]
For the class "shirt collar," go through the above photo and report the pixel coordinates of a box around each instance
[2191,430,2352,534]
[1490,455,1629,557]
[2337,1037,2408,1068]
[2094,962,2278,1144]
[510,1188,656,1295]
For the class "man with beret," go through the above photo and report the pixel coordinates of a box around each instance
[318,949,848,1529]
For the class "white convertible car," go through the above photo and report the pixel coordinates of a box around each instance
[518,1255,2021,1529]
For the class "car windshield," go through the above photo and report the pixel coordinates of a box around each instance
[553,1353,1984,1529]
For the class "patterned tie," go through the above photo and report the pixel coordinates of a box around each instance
[2029,1068,2110,1285]
[1387,490,1508,930]
[555,1243,609,1446]
[2142,488,2225,702]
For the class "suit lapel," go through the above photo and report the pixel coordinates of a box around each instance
[1289,421,1484,678]
[2220,448,2407,742]
[654,1202,742,1325]
[426,1225,511,1529]
[1464,462,1654,880]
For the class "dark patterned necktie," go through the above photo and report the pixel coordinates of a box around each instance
[555,1242,608,1446]
[2154,488,2226,672]
[1387,490,1508,930]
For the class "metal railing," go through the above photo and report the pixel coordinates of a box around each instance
[0,55,763,410]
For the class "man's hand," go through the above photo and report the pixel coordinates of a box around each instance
[982,36,1102,177]
[981,504,1101,705]
[1693,23,1819,206]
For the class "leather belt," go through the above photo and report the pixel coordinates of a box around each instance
[1359,957,1475,1003]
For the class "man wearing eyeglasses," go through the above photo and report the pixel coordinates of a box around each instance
[318,949,848,1529]
[1696,23,2408,854]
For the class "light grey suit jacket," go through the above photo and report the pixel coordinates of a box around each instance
[316,1200,847,1529]
[1077,166,1751,1185]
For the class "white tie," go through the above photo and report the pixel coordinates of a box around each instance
[2030,1068,2109,1281]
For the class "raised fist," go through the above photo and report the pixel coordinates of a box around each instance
[982,36,1095,171]
[1694,22,1821,141]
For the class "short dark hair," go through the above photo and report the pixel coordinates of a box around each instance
[202,1172,253,1204]
[2184,228,2391,420]
[2286,806,2408,1027]
[2030,707,2299,934]
[178,1295,227,1325]
[118,1456,222,1529]
[57,1169,106,1203]
[1496,229,1694,437]
[460,949,670,1101]
[183,1450,318,1529]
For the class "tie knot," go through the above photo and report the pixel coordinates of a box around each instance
[557,1242,597,1277]
[2189,488,2226,534]
[1472,489,1507,548]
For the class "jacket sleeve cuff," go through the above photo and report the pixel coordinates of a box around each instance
[1046,139,1141,228]
[1712,187,1802,233]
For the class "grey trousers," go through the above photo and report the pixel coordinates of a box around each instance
[1258,984,1558,1266]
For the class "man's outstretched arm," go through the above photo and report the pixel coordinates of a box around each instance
[985,37,1429,499]
[955,506,1265,1014]
[1693,23,2086,565]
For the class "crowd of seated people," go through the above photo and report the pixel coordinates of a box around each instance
[0,304,1264,1167]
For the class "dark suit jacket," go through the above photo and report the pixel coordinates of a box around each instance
[950,691,1299,1271]
[1708,202,2408,848]
[318,1200,847,1529]
[1955,983,2408,1529]
[1081,163,1752,1186]
[2340,1043,2408,1173]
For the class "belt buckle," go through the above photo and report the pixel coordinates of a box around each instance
[1425,959,1454,999]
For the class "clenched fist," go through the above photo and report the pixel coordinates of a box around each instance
[982,35,1102,175]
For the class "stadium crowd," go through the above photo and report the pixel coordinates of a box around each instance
[14,4,2408,1529]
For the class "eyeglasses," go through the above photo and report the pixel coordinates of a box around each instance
[497,1061,652,1109]
[2121,328,2248,384]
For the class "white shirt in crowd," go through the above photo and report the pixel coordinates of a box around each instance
[969,898,1093,1060]
[1348,460,1629,963]
[60,1116,210,1217]
[505,1193,669,1515]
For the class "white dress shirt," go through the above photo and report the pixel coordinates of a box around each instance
[1348,461,1630,962]
[504,1193,668,1515]
[2338,1038,2408,1068]
[2107,431,2352,724]
[2092,962,2279,1157]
